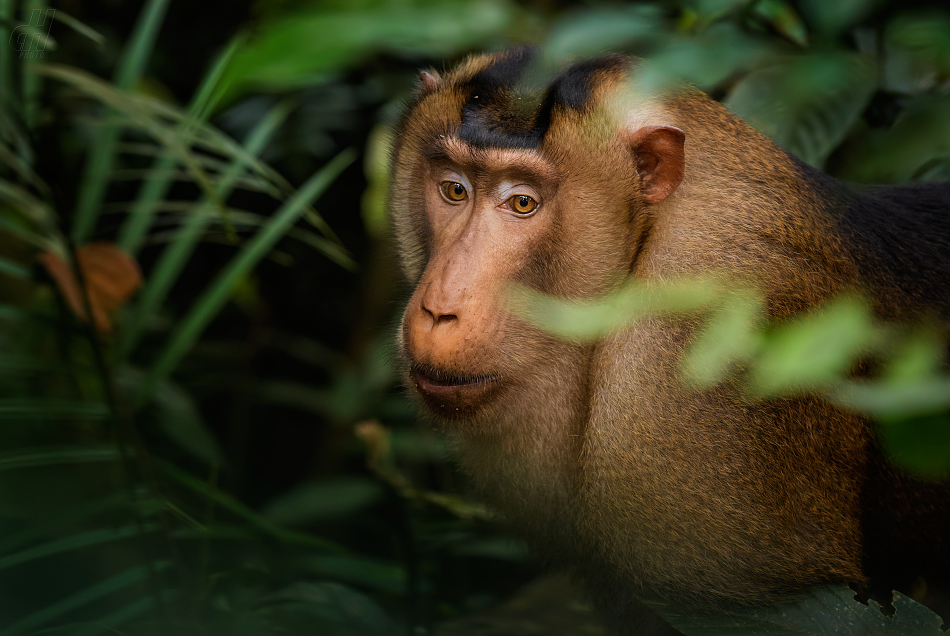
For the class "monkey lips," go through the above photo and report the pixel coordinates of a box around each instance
[408,363,501,418]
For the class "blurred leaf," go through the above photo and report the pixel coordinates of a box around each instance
[258,582,394,636]
[655,586,944,635]
[0,400,110,420]
[875,413,950,479]
[0,445,119,470]
[748,296,882,397]
[753,0,808,47]
[510,277,724,343]
[683,290,765,389]
[0,562,170,636]
[541,5,665,65]
[725,52,876,167]
[262,477,384,527]
[361,124,393,239]
[151,377,226,466]
[215,0,518,105]
[799,0,878,35]
[117,100,295,360]
[836,95,950,183]
[0,525,153,571]
[887,12,950,74]
[834,377,950,420]
[40,242,142,333]
[71,0,172,243]
[139,148,356,402]
[636,22,773,93]
[298,554,407,594]
[158,460,346,552]
[117,35,244,255]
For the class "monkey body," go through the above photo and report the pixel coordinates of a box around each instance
[391,49,950,629]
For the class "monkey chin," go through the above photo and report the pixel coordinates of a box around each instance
[408,362,502,419]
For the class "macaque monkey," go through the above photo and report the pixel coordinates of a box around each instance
[390,48,950,633]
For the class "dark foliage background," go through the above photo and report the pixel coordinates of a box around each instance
[0,0,949,634]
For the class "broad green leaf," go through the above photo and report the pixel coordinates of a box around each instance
[836,95,950,183]
[683,290,765,389]
[753,0,808,47]
[511,277,724,343]
[887,13,950,75]
[725,52,876,168]
[748,296,883,397]
[213,0,516,105]
[541,5,665,65]
[654,586,944,635]
[262,477,384,527]
[799,0,878,35]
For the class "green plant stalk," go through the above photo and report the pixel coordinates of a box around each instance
[71,0,172,244]
[117,100,295,361]
[137,148,355,403]
[117,34,243,255]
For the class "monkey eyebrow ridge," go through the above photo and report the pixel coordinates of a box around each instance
[423,136,560,184]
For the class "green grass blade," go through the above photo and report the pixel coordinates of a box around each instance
[0,445,121,469]
[0,256,31,279]
[158,460,345,552]
[20,0,46,129]
[0,0,15,113]
[0,525,155,571]
[138,148,354,397]
[0,563,170,636]
[0,400,111,420]
[71,0,172,243]
[51,10,105,47]
[117,101,294,360]
[117,35,243,255]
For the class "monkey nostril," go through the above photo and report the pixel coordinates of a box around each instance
[434,313,458,325]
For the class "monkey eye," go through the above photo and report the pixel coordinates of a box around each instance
[506,194,538,216]
[440,181,468,202]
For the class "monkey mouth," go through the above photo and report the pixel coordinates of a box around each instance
[409,363,501,417]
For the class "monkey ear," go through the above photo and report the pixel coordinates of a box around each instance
[626,125,685,204]
[418,70,441,95]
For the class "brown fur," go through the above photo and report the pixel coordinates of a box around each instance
[391,51,950,632]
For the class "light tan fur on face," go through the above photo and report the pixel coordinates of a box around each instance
[390,51,950,631]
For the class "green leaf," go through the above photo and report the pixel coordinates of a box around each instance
[138,148,355,401]
[654,586,945,636]
[258,582,394,636]
[0,400,111,421]
[71,0,173,243]
[541,5,665,65]
[725,52,876,168]
[298,555,407,594]
[0,563,170,636]
[799,0,878,35]
[262,477,384,527]
[116,35,244,255]
[0,445,121,470]
[753,0,808,47]
[117,100,295,360]
[213,0,516,105]
[683,290,765,389]
[836,95,950,183]
[748,296,883,397]
[0,525,153,571]
[510,276,724,343]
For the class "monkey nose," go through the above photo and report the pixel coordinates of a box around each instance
[421,299,459,327]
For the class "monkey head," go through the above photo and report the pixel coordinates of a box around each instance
[392,49,684,424]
